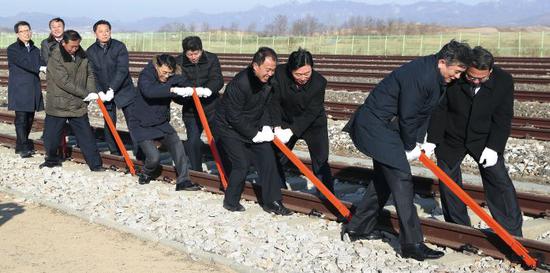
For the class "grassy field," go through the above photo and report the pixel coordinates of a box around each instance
[0,31,548,57]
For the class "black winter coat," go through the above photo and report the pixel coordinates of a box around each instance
[343,55,445,173]
[130,61,190,142]
[7,39,44,112]
[86,39,136,109]
[270,63,327,137]
[40,36,59,66]
[174,51,224,117]
[214,66,273,143]
[427,66,514,166]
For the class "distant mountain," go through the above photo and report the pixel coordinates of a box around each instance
[0,0,548,32]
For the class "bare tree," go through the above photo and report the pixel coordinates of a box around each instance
[246,22,257,33]
[158,22,187,32]
[201,22,210,32]
[189,23,197,32]
[291,15,324,36]
[264,14,289,36]
[229,21,240,31]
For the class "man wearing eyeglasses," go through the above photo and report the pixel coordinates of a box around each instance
[130,54,201,191]
[7,21,44,158]
[426,46,523,237]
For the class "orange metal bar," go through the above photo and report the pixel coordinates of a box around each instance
[272,137,351,220]
[419,153,537,268]
[96,98,136,175]
[191,88,228,189]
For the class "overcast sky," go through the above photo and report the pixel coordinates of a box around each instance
[0,0,497,20]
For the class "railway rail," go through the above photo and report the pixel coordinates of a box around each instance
[0,130,547,269]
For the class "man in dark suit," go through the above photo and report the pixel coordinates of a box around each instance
[342,40,472,261]
[174,36,224,171]
[7,21,44,158]
[426,46,522,237]
[214,47,291,216]
[87,20,137,156]
[129,54,200,191]
[271,48,333,193]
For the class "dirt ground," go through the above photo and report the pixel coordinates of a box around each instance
[0,192,236,273]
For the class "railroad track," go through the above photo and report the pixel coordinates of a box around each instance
[324,101,550,141]
[1,73,549,103]
[0,130,547,269]
[0,109,548,219]
[2,55,550,75]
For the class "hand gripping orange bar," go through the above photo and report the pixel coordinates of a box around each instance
[419,152,537,268]
[272,137,351,220]
[96,98,136,175]
[191,88,228,190]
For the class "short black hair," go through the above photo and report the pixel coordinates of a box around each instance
[252,47,278,66]
[182,36,203,52]
[287,48,314,71]
[14,21,30,33]
[155,54,177,71]
[93,20,111,32]
[49,17,65,28]
[62,30,82,43]
[470,46,494,70]
[437,39,472,68]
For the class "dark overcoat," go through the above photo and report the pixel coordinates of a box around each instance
[174,51,224,117]
[86,38,136,109]
[427,66,514,166]
[343,55,444,173]
[130,61,189,142]
[7,39,44,112]
[270,63,327,137]
[214,66,273,143]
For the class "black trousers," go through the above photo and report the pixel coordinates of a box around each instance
[217,137,282,206]
[43,114,102,169]
[346,160,424,245]
[277,124,333,192]
[437,154,523,237]
[103,104,137,155]
[183,115,206,171]
[14,111,35,153]
[138,133,193,186]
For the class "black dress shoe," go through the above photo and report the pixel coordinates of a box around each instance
[263,201,293,216]
[90,166,107,172]
[175,183,201,191]
[223,202,246,212]
[401,243,444,261]
[138,173,152,185]
[20,150,34,158]
[39,161,62,169]
[341,226,383,242]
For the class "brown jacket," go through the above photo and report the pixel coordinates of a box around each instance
[45,44,95,117]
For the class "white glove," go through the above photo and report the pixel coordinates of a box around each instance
[39,66,47,73]
[104,88,114,102]
[405,145,421,162]
[98,91,108,101]
[420,142,437,158]
[171,87,194,97]
[479,147,498,168]
[83,93,99,102]
[196,87,213,98]
[274,127,293,144]
[252,130,266,143]
[252,126,274,143]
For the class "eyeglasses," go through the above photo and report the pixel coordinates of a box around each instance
[465,73,490,83]
[18,29,32,34]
